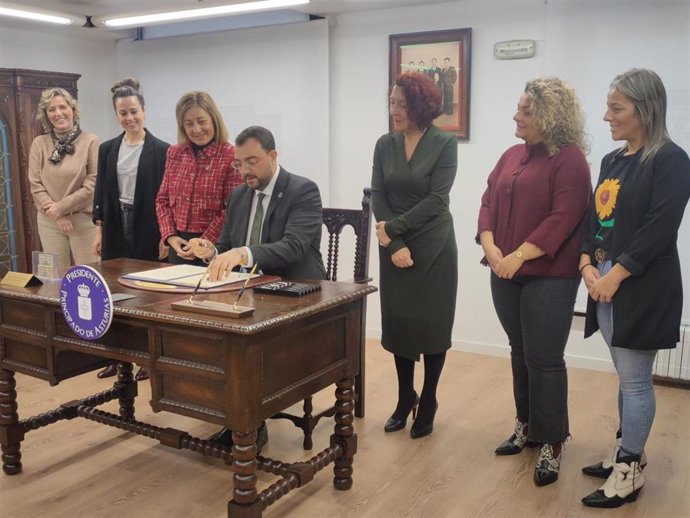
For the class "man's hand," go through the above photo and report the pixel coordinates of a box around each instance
[207,249,243,281]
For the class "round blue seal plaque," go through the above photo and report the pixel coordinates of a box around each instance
[60,265,113,340]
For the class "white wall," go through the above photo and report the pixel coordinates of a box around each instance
[329,0,690,371]
[0,25,118,139]
[115,19,331,200]
[3,0,690,372]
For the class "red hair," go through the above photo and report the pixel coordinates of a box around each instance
[392,72,442,128]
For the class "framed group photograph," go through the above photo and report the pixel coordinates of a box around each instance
[389,28,472,139]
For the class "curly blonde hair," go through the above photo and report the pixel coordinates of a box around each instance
[36,87,80,133]
[524,77,589,156]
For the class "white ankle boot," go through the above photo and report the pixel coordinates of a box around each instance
[581,458,644,508]
[582,438,648,478]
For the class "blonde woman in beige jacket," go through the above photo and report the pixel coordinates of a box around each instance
[29,87,99,269]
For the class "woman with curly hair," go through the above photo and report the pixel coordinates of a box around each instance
[372,71,458,440]
[477,77,591,485]
[580,69,690,508]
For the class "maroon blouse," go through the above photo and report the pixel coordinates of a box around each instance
[477,142,591,277]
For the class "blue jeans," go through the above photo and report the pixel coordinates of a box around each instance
[491,273,580,443]
[596,261,657,457]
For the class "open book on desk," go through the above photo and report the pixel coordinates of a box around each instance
[122,264,259,289]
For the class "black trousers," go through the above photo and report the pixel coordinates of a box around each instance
[120,203,135,258]
[490,273,579,443]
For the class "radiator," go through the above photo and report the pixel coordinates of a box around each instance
[653,323,690,388]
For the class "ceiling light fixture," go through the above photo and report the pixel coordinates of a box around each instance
[98,0,310,28]
[0,4,84,25]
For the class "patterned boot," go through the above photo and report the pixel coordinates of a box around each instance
[534,443,561,486]
[582,454,644,508]
[582,438,647,478]
[495,418,536,455]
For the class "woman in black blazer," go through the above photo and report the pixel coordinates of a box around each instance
[579,69,690,508]
[92,78,170,380]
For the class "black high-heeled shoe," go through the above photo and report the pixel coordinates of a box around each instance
[410,400,438,439]
[384,392,419,433]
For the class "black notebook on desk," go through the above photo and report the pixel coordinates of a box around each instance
[254,281,321,296]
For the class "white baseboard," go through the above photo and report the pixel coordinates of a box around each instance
[365,327,615,373]
[451,339,615,373]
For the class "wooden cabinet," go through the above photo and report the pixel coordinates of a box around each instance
[0,69,80,274]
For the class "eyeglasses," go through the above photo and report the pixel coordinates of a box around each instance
[232,153,269,170]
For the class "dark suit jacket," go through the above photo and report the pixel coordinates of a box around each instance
[216,167,326,280]
[581,142,690,350]
[93,129,169,261]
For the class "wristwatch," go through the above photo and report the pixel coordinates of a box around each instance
[236,247,249,266]
[515,250,524,259]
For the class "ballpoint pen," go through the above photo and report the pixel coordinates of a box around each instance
[188,261,213,304]
[233,263,258,309]
[189,241,217,304]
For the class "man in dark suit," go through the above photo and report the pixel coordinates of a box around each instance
[427,57,441,81]
[190,125,326,450]
[441,57,458,115]
[192,125,325,282]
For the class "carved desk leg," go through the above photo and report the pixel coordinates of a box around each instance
[331,377,357,490]
[114,362,136,420]
[228,429,262,518]
[0,368,24,475]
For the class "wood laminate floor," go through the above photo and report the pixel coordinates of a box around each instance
[1,340,688,517]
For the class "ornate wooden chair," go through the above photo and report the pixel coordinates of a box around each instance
[271,187,372,449]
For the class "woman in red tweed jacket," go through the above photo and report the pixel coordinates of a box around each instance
[156,91,241,265]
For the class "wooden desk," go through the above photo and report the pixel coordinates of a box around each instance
[0,259,376,517]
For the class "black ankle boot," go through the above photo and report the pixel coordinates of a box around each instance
[384,392,419,432]
[410,400,438,439]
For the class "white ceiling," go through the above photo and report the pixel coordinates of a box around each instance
[0,0,460,39]
[16,0,454,19]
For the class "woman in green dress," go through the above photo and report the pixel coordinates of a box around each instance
[371,71,458,439]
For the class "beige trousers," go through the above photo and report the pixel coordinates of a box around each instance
[36,211,98,269]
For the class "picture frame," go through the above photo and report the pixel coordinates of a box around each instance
[389,28,472,139]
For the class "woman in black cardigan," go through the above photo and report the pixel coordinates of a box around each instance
[92,78,170,380]
[579,69,690,508]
